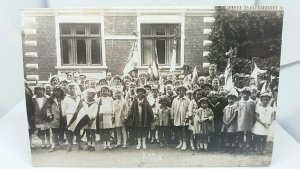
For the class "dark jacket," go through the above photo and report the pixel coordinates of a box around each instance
[25,88,35,128]
[127,98,154,127]
[32,95,51,125]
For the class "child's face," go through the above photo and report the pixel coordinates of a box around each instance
[53,89,60,97]
[203,87,211,96]
[209,95,217,103]
[199,78,205,85]
[261,97,270,107]
[68,86,76,95]
[178,89,185,97]
[187,93,192,99]
[51,78,59,86]
[212,80,219,90]
[106,73,112,80]
[152,90,158,97]
[166,87,173,95]
[250,90,257,99]
[101,88,109,97]
[242,92,250,100]
[86,92,95,100]
[113,79,121,85]
[137,91,144,98]
[89,82,96,89]
[145,88,151,95]
[195,91,202,99]
[227,96,235,105]
[45,86,51,94]
[201,101,208,109]
[115,91,122,99]
[36,88,44,97]
[161,100,168,107]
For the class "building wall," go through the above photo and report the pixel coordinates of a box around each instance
[22,16,57,82]
[22,10,215,83]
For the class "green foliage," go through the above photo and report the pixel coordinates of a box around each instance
[208,7,283,74]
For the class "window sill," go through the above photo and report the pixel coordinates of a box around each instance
[138,65,182,69]
[55,65,108,70]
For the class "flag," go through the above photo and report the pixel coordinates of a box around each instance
[170,39,177,72]
[224,58,234,91]
[152,48,159,79]
[123,42,138,76]
[260,71,271,94]
[251,62,267,82]
[191,66,198,85]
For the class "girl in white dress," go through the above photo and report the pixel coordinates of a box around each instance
[252,92,275,155]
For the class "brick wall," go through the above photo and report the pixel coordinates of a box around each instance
[22,16,57,82]
[105,39,136,75]
[184,16,204,68]
[104,16,137,36]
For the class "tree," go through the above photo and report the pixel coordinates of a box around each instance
[208,7,283,74]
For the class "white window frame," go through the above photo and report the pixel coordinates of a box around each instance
[55,15,107,72]
[137,15,185,69]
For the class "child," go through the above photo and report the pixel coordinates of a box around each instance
[62,82,83,152]
[221,89,239,153]
[208,91,224,151]
[49,85,65,152]
[147,85,160,144]
[237,87,256,154]
[157,96,172,147]
[128,86,154,150]
[187,88,203,151]
[171,85,190,151]
[113,88,128,148]
[32,83,51,149]
[252,92,275,155]
[193,97,214,152]
[82,88,98,151]
[98,85,115,150]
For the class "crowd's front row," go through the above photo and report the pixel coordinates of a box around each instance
[25,80,275,156]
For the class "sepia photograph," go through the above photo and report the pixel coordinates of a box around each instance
[22,6,283,167]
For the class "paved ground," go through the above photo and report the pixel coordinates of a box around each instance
[31,138,273,167]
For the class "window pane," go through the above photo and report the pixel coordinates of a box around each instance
[142,39,153,65]
[141,25,151,35]
[76,25,85,34]
[60,24,71,34]
[156,25,166,35]
[91,39,101,64]
[76,40,87,64]
[90,24,100,35]
[156,40,166,64]
[61,39,73,64]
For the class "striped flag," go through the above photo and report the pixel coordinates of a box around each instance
[191,66,198,85]
[251,62,267,83]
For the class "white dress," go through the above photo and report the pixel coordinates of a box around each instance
[252,106,275,136]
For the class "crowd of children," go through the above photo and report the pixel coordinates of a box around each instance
[25,64,277,155]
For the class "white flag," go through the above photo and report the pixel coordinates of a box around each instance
[224,59,234,91]
[170,39,177,72]
[251,62,267,82]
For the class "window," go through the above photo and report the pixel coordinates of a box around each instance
[141,24,181,66]
[60,23,102,66]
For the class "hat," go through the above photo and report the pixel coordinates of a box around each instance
[241,86,251,93]
[179,75,185,79]
[129,81,137,87]
[144,84,151,90]
[198,97,209,104]
[34,83,45,90]
[238,73,245,78]
[260,92,273,98]
[123,74,132,80]
[177,85,188,91]
[186,90,193,94]
[165,84,174,90]
[201,83,212,90]
[151,85,159,91]
[67,82,78,88]
[159,95,171,104]
[49,75,60,82]
[226,88,239,98]
[53,84,63,90]
[136,86,146,94]
[113,75,122,81]
[164,80,173,85]
[100,85,110,91]
[139,72,147,77]
[209,91,218,97]
[193,88,202,95]
[86,88,97,94]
